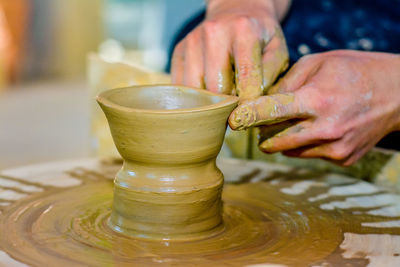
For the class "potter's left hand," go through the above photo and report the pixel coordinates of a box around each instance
[229,50,400,166]
[171,0,290,100]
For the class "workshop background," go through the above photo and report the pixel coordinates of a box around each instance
[0,0,204,169]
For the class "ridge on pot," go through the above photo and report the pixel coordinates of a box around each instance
[97,85,238,240]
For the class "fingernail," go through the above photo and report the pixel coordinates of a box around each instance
[259,139,273,152]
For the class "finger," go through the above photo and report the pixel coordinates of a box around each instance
[286,139,374,167]
[203,22,234,94]
[171,41,185,84]
[258,121,321,153]
[262,28,289,92]
[233,22,263,100]
[283,145,317,158]
[183,31,205,88]
[283,141,352,163]
[339,145,372,166]
[283,146,350,166]
[267,54,321,94]
[228,92,310,130]
[258,121,295,142]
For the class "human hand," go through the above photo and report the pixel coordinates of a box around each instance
[229,50,400,165]
[171,0,289,100]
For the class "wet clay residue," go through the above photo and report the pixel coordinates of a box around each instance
[0,177,338,266]
[2,158,400,266]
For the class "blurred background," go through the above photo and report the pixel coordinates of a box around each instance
[0,0,206,83]
[0,0,205,169]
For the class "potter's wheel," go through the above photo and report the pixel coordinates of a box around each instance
[1,158,400,266]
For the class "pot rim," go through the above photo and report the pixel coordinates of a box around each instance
[96,84,239,114]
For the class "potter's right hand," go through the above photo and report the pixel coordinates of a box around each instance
[171,0,290,101]
[228,50,400,166]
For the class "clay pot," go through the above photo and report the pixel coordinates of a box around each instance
[97,85,238,240]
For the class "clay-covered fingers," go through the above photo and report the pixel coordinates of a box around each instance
[182,30,205,88]
[261,27,289,92]
[171,30,205,89]
[228,92,311,130]
[232,18,263,99]
[171,41,185,84]
[203,21,234,94]
[171,16,291,96]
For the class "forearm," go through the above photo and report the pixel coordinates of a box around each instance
[207,0,291,21]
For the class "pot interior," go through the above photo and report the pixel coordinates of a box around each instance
[102,85,231,110]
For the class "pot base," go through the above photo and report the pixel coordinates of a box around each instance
[110,162,225,240]
[109,181,224,241]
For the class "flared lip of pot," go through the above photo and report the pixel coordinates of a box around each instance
[96,84,239,114]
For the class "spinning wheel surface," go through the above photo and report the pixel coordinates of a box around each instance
[0,158,400,266]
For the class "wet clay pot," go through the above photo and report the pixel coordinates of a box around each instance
[97,85,238,240]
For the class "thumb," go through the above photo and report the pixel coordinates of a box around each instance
[228,93,310,130]
[268,55,320,94]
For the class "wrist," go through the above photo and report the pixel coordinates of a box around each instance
[207,0,278,20]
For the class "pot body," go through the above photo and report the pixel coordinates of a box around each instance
[97,85,238,239]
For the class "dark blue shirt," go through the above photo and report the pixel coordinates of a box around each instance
[283,0,400,64]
